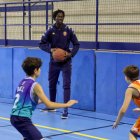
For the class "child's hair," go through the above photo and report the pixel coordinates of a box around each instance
[123,65,139,81]
[52,9,65,20]
[22,57,42,76]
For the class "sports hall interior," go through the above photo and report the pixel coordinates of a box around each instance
[0,0,140,140]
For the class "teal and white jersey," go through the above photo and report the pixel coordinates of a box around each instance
[11,77,39,118]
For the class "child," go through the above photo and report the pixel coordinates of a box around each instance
[10,57,78,140]
[113,65,140,140]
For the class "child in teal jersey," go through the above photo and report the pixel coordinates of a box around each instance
[10,57,77,140]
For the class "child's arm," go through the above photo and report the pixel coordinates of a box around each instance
[34,83,78,108]
[112,88,133,128]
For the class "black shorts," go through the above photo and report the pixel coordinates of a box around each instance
[10,115,44,140]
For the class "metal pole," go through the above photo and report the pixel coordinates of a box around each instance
[23,0,25,40]
[28,0,31,40]
[4,4,7,46]
[95,0,99,50]
[46,1,48,30]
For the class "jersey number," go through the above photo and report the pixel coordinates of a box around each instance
[13,94,20,109]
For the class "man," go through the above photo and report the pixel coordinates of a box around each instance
[10,57,77,140]
[39,9,80,119]
[113,65,140,140]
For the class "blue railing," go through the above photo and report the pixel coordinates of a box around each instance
[0,0,140,51]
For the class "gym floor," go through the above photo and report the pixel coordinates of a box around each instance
[0,102,135,140]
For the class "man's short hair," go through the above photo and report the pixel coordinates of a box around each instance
[53,9,65,20]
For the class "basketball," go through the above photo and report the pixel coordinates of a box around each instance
[52,48,67,62]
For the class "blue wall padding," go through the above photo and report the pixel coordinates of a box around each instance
[2,47,140,118]
[13,48,51,107]
[96,52,140,118]
[26,49,95,110]
[56,50,95,110]
[96,52,117,115]
[116,53,140,118]
[72,50,95,110]
[13,48,27,97]
[0,48,13,99]
[13,48,95,110]
[25,49,50,97]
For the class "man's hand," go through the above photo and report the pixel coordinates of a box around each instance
[51,48,57,53]
[65,52,72,58]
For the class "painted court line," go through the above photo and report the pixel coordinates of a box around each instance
[0,116,109,140]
